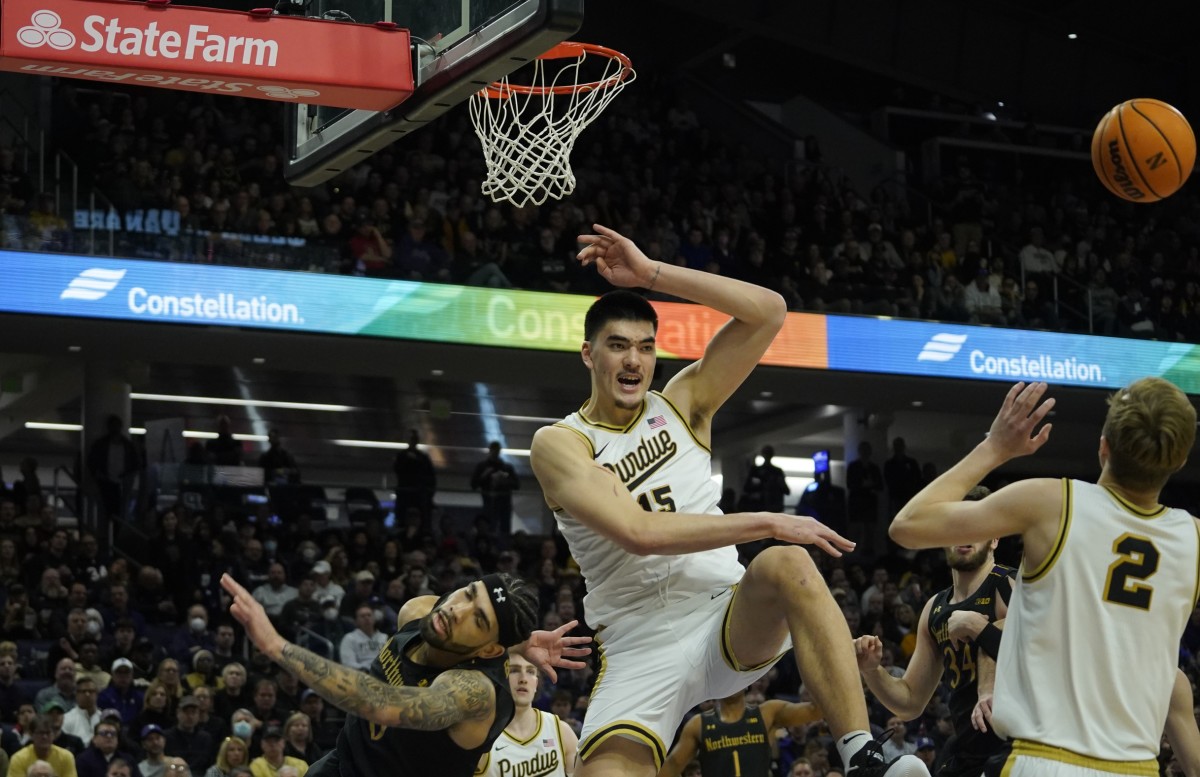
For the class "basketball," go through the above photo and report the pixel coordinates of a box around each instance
[1091,98,1196,202]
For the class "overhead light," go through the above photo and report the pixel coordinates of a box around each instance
[131,393,354,412]
[431,369,445,376]
[760,391,773,398]
[252,357,266,365]
[413,409,560,424]
[1067,32,1077,39]
[332,439,530,457]
[997,100,1005,107]
[68,345,82,353]
[911,400,924,407]
[25,422,265,442]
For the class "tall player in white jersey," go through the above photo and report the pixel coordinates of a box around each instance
[890,378,1200,777]
[531,224,929,777]
[476,652,577,777]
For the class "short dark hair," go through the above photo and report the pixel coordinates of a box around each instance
[584,291,658,342]
[494,572,539,648]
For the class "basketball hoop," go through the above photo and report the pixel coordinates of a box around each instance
[469,42,635,207]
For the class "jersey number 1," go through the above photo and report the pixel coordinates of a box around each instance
[1103,533,1160,610]
[636,485,676,512]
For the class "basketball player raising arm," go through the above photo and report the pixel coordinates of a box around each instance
[657,690,822,777]
[889,379,1200,777]
[220,573,589,777]
[532,224,928,777]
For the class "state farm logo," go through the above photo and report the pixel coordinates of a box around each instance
[257,85,319,99]
[18,10,76,50]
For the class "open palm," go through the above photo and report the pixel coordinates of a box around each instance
[576,224,655,288]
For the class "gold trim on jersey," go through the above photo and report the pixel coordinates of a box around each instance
[591,630,608,696]
[652,390,712,454]
[1023,478,1073,583]
[1102,486,1168,518]
[719,585,788,672]
[577,400,647,433]
[1005,740,1157,776]
[474,751,489,776]
[501,709,545,746]
[1193,519,1200,607]
[579,720,666,769]
[552,422,595,458]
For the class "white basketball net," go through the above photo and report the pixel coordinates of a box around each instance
[469,44,635,207]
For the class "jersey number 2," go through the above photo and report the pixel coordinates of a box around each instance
[1103,533,1160,610]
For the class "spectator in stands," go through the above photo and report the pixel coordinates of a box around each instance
[34,662,75,716]
[163,696,212,774]
[137,725,168,777]
[470,441,519,540]
[133,569,176,627]
[211,666,248,724]
[132,683,172,737]
[0,653,27,723]
[103,589,145,639]
[247,725,305,777]
[846,440,883,529]
[74,720,136,777]
[183,652,216,694]
[275,577,319,642]
[210,626,237,673]
[204,737,248,777]
[75,642,109,693]
[740,445,790,513]
[280,714,319,766]
[391,430,436,535]
[46,610,89,676]
[247,682,284,730]
[963,267,1006,325]
[11,459,41,513]
[98,660,142,726]
[4,701,36,753]
[171,608,214,669]
[205,418,242,467]
[151,662,186,711]
[234,543,269,595]
[1019,226,1058,284]
[59,678,100,742]
[188,687,223,743]
[880,714,916,761]
[882,437,923,520]
[86,415,141,522]
[257,431,299,487]
[306,565,341,611]
[1,586,38,641]
[337,604,385,672]
[250,567,296,624]
[41,700,83,755]
[335,572,375,621]
[1020,278,1060,330]
[7,716,75,777]
[0,538,19,589]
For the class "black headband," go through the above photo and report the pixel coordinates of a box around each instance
[480,574,520,647]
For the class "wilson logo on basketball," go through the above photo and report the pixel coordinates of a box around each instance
[1107,140,1145,200]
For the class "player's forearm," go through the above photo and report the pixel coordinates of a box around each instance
[649,261,786,329]
[890,441,1005,546]
[862,666,925,720]
[1166,670,1200,777]
[274,642,469,730]
[628,511,778,556]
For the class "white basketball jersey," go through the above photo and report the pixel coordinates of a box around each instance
[552,391,745,628]
[477,710,568,777]
[992,479,1200,761]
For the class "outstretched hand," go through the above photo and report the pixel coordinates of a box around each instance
[576,224,658,289]
[521,619,592,683]
[771,515,856,557]
[985,381,1054,460]
[221,573,285,658]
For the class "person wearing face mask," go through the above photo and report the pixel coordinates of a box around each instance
[306,599,345,660]
[229,710,260,756]
[252,566,297,626]
[287,544,319,584]
[172,607,216,665]
[307,564,343,612]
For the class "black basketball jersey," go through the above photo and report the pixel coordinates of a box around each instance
[926,564,1014,764]
[333,618,514,777]
[697,705,772,777]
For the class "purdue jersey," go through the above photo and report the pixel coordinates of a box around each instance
[926,564,1013,774]
[552,391,745,627]
[993,479,1200,762]
[334,619,514,777]
[476,710,568,777]
[697,706,772,777]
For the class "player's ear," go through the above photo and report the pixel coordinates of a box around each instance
[581,340,593,369]
[478,643,505,660]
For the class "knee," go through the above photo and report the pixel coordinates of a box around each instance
[751,546,823,592]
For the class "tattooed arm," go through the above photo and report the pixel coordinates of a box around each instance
[222,573,494,731]
[276,642,495,730]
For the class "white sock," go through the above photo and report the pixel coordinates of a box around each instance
[836,730,871,765]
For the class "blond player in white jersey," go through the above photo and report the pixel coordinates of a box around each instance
[477,652,577,777]
[890,378,1200,777]
[531,224,929,777]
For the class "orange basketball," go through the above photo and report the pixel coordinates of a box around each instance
[1091,98,1196,202]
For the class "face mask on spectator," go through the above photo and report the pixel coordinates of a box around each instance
[323,608,338,622]
[374,609,384,623]
[86,621,101,636]
[190,618,206,633]
[233,721,253,739]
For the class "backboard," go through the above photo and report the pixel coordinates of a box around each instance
[285,0,583,186]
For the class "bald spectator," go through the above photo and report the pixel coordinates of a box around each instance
[251,566,297,620]
[33,661,75,715]
[25,760,57,777]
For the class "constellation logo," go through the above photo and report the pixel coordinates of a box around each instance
[17,10,76,50]
[60,268,127,301]
[256,85,319,100]
[917,333,967,363]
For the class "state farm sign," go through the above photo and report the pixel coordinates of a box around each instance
[0,0,413,110]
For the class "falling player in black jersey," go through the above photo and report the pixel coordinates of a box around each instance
[657,688,822,777]
[220,573,590,777]
[855,486,1012,777]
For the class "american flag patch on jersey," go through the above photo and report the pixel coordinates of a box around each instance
[647,415,667,429]
[542,737,557,749]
